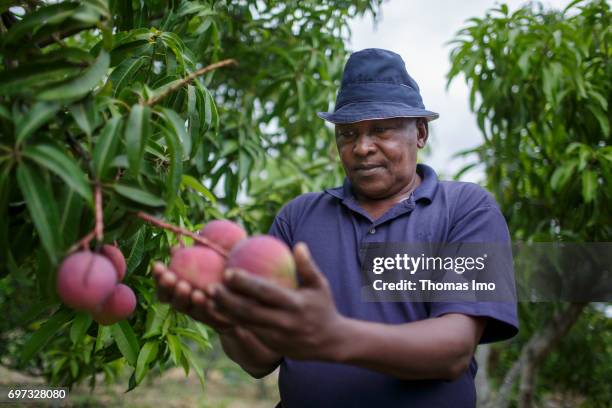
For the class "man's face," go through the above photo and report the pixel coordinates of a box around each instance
[335,118,428,200]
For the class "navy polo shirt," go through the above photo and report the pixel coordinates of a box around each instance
[268,163,518,408]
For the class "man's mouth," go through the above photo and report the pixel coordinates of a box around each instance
[353,164,384,174]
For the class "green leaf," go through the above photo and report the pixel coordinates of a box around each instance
[181,345,205,388]
[69,103,94,136]
[179,352,190,376]
[159,108,190,158]
[135,340,159,384]
[15,102,61,144]
[0,163,13,276]
[14,301,54,327]
[23,143,92,205]
[109,56,148,96]
[16,162,63,263]
[173,328,211,350]
[599,147,612,163]
[93,116,122,180]
[126,104,151,176]
[143,304,170,339]
[38,51,110,101]
[110,320,140,366]
[181,175,216,203]
[193,322,210,342]
[125,228,145,274]
[166,334,182,366]
[517,49,533,75]
[0,104,10,120]
[550,160,577,191]
[3,2,79,45]
[59,187,85,245]
[159,125,182,210]
[21,309,74,363]
[588,105,610,138]
[113,184,166,207]
[70,359,79,378]
[0,62,82,97]
[160,32,188,68]
[202,86,218,130]
[187,85,202,158]
[581,170,597,203]
[70,313,93,344]
[95,324,112,352]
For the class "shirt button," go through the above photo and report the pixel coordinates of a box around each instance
[369,227,376,234]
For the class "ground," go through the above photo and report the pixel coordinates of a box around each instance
[0,361,279,407]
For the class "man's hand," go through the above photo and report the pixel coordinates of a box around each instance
[152,261,234,332]
[211,242,347,361]
[152,260,282,378]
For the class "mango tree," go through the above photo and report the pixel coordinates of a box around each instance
[0,0,380,389]
[448,1,611,406]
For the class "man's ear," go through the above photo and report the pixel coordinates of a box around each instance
[416,118,429,149]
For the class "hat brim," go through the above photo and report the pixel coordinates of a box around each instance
[317,102,439,124]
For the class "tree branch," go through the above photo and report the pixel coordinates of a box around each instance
[145,59,237,106]
[94,183,103,243]
[493,303,587,408]
[135,212,228,257]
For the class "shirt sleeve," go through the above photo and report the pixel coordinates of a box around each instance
[267,213,294,247]
[428,196,519,344]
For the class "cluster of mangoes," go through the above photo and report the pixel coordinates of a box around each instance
[56,220,296,324]
[171,220,297,289]
[56,245,136,325]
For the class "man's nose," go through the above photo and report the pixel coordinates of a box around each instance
[353,132,376,156]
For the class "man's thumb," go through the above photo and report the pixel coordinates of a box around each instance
[293,242,325,288]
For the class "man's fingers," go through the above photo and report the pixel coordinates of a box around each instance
[212,285,293,329]
[245,324,285,346]
[224,268,300,309]
[187,289,234,329]
[191,289,207,308]
[153,262,170,282]
[171,280,192,313]
[157,270,177,303]
[293,242,327,289]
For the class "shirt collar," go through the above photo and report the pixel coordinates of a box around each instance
[325,163,439,204]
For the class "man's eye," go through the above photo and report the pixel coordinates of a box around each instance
[337,131,355,138]
[373,127,389,133]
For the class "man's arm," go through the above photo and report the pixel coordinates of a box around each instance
[212,243,486,381]
[153,263,282,379]
[330,314,486,380]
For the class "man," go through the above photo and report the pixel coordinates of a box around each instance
[154,48,518,407]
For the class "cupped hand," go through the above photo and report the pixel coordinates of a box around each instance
[152,261,235,333]
[210,242,347,361]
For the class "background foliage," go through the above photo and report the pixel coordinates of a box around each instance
[448,0,611,406]
[0,0,381,389]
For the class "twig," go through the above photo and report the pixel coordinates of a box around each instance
[94,184,103,242]
[136,212,228,257]
[67,230,95,253]
[37,26,95,47]
[66,184,104,254]
[65,132,91,162]
[145,59,237,106]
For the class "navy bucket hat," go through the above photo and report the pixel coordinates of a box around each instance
[317,48,439,124]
